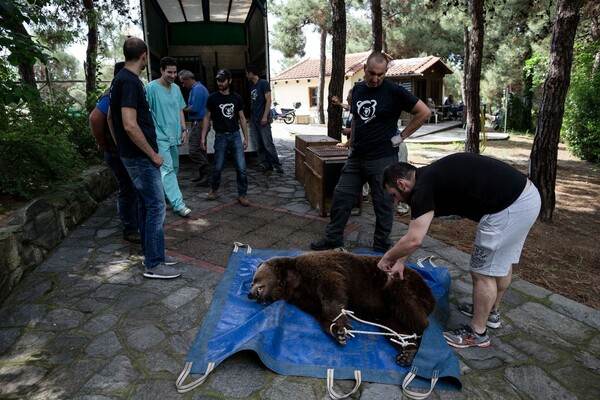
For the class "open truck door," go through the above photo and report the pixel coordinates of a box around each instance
[140,0,270,153]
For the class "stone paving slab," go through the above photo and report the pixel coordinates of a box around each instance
[1,126,599,399]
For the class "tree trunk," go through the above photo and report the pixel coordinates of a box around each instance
[461,25,469,121]
[464,0,484,154]
[327,0,346,141]
[84,0,99,112]
[316,29,327,124]
[587,3,599,73]
[371,0,383,52]
[522,44,534,132]
[530,0,584,222]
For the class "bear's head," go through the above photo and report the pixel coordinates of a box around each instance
[248,257,300,304]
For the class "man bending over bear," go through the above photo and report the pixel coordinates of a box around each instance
[248,251,435,366]
[378,152,540,349]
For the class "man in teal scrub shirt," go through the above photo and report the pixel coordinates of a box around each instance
[146,57,191,217]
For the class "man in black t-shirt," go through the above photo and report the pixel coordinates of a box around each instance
[109,37,180,280]
[379,153,541,349]
[200,69,250,206]
[310,52,431,253]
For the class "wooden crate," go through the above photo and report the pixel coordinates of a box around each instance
[304,146,351,217]
[294,135,339,184]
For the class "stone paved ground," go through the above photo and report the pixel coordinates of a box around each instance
[1,125,599,399]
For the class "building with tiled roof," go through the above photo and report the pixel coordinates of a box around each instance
[271,52,453,123]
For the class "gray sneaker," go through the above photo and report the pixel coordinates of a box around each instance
[457,302,501,329]
[142,255,178,267]
[164,255,178,266]
[143,264,181,279]
[443,324,490,348]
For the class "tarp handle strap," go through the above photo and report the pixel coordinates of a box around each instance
[417,255,438,269]
[175,361,215,394]
[233,242,252,253]
[326,369,361,399]
[402,367,439,400]
[332,309,419,348]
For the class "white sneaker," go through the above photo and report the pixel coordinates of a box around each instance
[177,206,191,217]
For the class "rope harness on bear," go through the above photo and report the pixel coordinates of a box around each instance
[330,309,420,348]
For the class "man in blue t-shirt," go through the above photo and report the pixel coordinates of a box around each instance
[245,64,283,173]
[179,70,210,185]
[89,62,139,244]
[310,51,430,253]
[109,37,180,280]
[200,69,250,206]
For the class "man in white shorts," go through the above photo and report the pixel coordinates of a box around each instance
[377,152,541,348]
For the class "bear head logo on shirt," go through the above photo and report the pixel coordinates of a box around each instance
[220,103,235,119]
[356,100,377,123]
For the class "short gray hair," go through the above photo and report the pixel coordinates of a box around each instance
[178,70,195,80]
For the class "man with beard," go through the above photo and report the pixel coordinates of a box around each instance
[378,154,540,348]
[200,69,250,206]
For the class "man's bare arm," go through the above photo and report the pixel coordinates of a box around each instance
[377,211,435,279]
[399,100,431,139]
[121,107,163,167]
[89,108,108,152]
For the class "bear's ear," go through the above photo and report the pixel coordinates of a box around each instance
[285,269,302,290]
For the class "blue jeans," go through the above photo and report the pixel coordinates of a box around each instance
[157,140,185,212]
[103,151,138,236]
[249,119,281,169]
[121,156,166,268]
[211,132,248,196]
[325,155,397,251]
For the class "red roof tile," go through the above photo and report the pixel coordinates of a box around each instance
[272,53,452,81]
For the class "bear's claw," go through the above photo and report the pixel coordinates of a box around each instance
[396,347,418,367]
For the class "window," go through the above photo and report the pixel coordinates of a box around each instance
[308,87,318,107]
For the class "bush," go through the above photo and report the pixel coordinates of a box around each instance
[0,98,86,199]
[562,41,600,163]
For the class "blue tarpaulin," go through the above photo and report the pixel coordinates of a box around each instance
[176,247,462,398]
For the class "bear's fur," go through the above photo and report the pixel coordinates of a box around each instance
[248,251,436,366]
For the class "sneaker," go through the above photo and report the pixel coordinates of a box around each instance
[396,203,410,215]
[143,263,181,279]
[275,166,284,173]
[164,255,178,266]
[123,233,141,244]
[142,255,178,267]
[443,324,491,348]
[177,206,192,217]
[310,238,344,251]
[238,196,250,206]
[207,190,220,200]
[457,303,502,329]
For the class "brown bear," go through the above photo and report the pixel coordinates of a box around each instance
[248,250,436,366]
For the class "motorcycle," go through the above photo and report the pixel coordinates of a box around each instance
[270,101,300,124]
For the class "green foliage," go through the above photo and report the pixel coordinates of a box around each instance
[0,93,94,199]
[562,41,600,163]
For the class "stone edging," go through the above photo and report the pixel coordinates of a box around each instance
[0,165,116,304]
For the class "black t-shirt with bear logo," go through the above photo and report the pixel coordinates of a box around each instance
[206,91,244,133]
[350,79,418,160]
[409,152,528,221]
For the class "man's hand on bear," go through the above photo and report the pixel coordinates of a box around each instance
[377,256,406,281]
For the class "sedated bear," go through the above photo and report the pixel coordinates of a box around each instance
[248,251,436,366]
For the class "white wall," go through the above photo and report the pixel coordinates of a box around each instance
[272,77,361,123]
